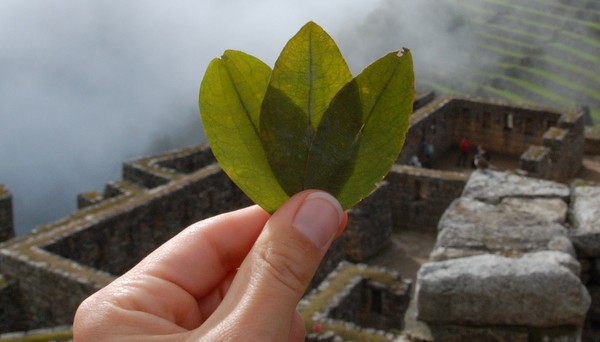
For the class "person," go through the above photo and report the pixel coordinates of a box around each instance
[421,141,434,168]
[409,155,422,168]
[474,144,491,169]
[73,190,347,341]
[456,137,470,167]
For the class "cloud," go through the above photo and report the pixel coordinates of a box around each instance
[0,0,381,234]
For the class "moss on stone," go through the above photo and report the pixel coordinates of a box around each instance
[300,263,402,340]
[0,329,72,342]
[586,125,600,139]
[525,146,546,159]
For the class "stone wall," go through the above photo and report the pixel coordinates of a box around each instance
[585,126,600,155]
[569,183,600,340]
[0,185,14,243]
[344,182,392,262]
[519,109,585,182]
[451,98,562,156]
[0,277,23,333]
[0,143,399,333]
[0,146,251,331]
[386,165,468,232]
[300,262,411,342]
[399,96,575,175]
[412,170,591,341]
[399,97,456,167]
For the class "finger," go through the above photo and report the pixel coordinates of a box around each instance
[192,190,344,341]
[75,204,271,338]
[137,204,270,300]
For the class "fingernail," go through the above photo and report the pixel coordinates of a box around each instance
[292,192,343,249]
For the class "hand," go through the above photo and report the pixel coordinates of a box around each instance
[73,190,347,341]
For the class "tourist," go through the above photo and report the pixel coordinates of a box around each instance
[409,155,422,168]
[421,141,434,168]
[73,190,347,341]
[474,144,491,169]
[456,137,470,167]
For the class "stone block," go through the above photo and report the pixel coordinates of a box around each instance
[587,286,600,323]
[431,197,574,261]
[345,182,392,263]
[416,252,590,327]
[570,184,600,258]
[462,170,569,204]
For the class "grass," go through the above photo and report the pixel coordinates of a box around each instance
[482,0,600,31]
[476,43,528,59]
[0,329,73,342]
[538,55,600,85]
[559,30,600,50]
[300,263,402,341]
[549,42,600,65]
[499,63,600,102]
[470,18,548,41]
[587,125,600,139]
[474,30,536,50]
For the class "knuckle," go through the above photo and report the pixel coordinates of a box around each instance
[255,240,312,296]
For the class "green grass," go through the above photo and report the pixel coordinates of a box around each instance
[499,63,600,102]
[476,43,528,59]
[474,30,536,50]
[538,55,600,85]
[300,263,402,341]
[559,30,600,50]
[470,18,548,41]
[550,42,600,64]
[483,0,600,31]
[418,79,460,95]
[0,330,73,342]
[455,0,496,16]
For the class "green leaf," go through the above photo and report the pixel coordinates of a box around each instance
[260,21,353,196]
[307,50,415,209]
[199,50,289,212]
[198,22,414,213]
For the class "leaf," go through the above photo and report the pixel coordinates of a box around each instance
[306,50,415,209]
[337,50,415,208]
[260,21,353,196]
[198,22,415,213]
[199,50,289,212]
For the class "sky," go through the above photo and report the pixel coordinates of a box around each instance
[0,0,471,235]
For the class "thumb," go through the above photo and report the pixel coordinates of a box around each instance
[194,190,345,341]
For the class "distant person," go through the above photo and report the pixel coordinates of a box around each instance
[474,144,491,170]
[74,190,347,341]
[421,141,434,168]
[456,137,470,167]
[409,155,422,168]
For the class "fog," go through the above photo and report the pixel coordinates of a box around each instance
[0,0,382,234]
[3,0,567,235]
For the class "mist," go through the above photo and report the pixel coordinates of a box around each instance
[0,0,381,235]
[338,0,477,78]
[3,0,584,236]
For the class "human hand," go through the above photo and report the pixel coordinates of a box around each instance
[73,190,347,341]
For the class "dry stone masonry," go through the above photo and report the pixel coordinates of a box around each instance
[413,170,594,341]
[0,93,599,341]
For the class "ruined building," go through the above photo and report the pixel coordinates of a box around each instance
[1,93,600,341]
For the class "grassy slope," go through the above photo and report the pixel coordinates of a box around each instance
[418,0,600,122]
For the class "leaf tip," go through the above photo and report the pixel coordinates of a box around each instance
[397,48,406,57]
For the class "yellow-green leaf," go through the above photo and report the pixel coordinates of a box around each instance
[198,50,289,212]
[335,50,415,208]
[198,23,414,213]
[260,21,353,196]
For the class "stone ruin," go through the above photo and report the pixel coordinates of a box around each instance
[412,170,594,341]
[0,93,599,341]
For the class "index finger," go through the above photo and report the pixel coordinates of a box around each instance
[130,205,270,299]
